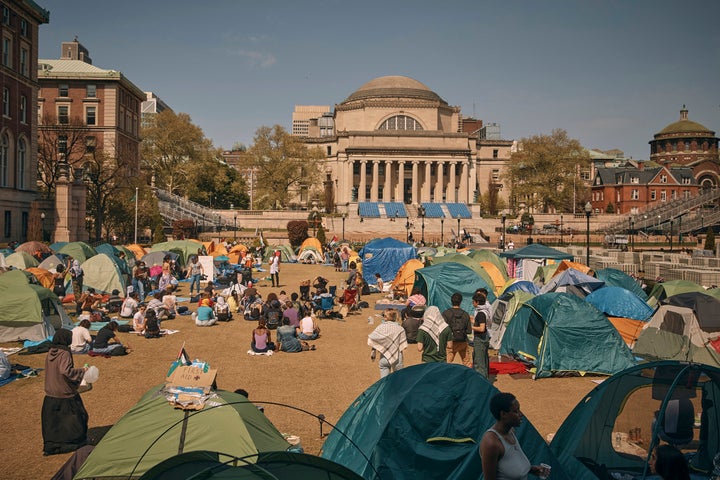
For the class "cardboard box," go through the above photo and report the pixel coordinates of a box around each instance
[165,365,217,394]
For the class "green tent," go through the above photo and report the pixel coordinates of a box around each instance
[57,241,97,263]
[81,253,127,295]
[413,262,496,314]
[140,450,364,480]
[647,279,705,306]
[499,244,573,281]
[74,386,291,479]
[500,292,636,378]
[0,269,71,342]
[595,268,648,301]
[4,250,39,269]
[263,245,297,263]
[426,253,496,292]
[151,240,205,266]
[466,249,508,277]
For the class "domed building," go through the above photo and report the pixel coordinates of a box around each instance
[650,106,719,187]
[302,76,513,214]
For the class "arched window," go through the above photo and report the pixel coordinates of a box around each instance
[0,132,8,187]
[17,137,26,189]
[378,115,423,131]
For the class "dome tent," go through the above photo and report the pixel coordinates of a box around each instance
[358,237,416,287]
[413,262,496,314]
[500,244,573,281]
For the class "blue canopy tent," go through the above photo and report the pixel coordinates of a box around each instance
[358,237,416,285]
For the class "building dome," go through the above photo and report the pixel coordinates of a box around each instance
[656,106,714,136]
[342,75,445,104]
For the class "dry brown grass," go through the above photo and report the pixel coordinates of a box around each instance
[0,262,597,479]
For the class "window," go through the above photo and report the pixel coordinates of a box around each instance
[86,106,96,125]
[19,48,28,76]
[2,87,8,117]
[19,95,26,123]
[4,211,10,239]
[671,190,677,200]
[20,19,28,37]
[492,169,500,182]
[493,149,499,159]
[630,176,639,184]
[16,138,25,189]
[0,133,8,187]
[2,6,9,25]
[631,189,639,200]
[660,175,667,183]
[684,190,691,199]
[58,84,69,97]
[661,191,667,202]
[2,37,10,67]
[682,177,691,185]
[58,135,67,154]
[85,136,96,153]
[58,105,69,124]
[650,190,656,200]
[684,141,690,151]
[86,84,96,98]
[326,146,331,155]
[378,115,423,131]
[378,163,385,176]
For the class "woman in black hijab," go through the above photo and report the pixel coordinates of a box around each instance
[41,329,89,455]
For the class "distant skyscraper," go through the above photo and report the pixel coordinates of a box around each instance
[142,92,173,129]
[292,105,330,136]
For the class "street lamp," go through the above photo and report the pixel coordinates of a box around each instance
[560,213,564,245]
[40,212,46,242]
[456,215,461,245]
[501,214,507,251]
[669,218,673,252]
[418,205,426,244]
[585,202,592,267]
[311,207,319,237]
[233,214,237,242]
[342,212,347,242]
[630,217,635,251]
[440,218,444,245]
[405,218,410,243]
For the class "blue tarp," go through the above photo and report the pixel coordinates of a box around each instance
[359,237,416,285]
[585,286,654,321]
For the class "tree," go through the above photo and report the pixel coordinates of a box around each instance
[184,150,249,209]
[142,110,214,195]
[705,228,715,252]
[287,220,309,248]
[37,114,90,197]
[247,125,325,210]
[506,129,591,213]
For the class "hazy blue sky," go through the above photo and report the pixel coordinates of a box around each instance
[38,0,720,160]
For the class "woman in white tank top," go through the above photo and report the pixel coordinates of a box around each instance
[479,392,548,480]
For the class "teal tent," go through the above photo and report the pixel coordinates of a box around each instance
[321,363,570,480]
[595,268,648,301]
[585,287,654,321]
[427,253,496,292]
[500,244,573,281]
[263,245,297,263]
[500,293,636,378]
[57,241,97,263]
[413,262,496,313]
[550,361,720,479]
[74,386,291,479]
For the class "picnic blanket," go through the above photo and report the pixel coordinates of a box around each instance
[489,360,528,375]
[0,366,41,387]
[73,320,130,331]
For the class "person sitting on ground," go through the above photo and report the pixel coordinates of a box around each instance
[227,291,240,314]
[193,298,217,326]
[91,321,128,355]
[78,288,104,314]
[374,273,384,292]
[161,285,177,319]
[70,319,93,354]
[406,287,427,308]
[278,290,289,304]
[147,291,170,321]
[402,305,425,344]
[282,300,300,328]
[119,292,139,319]
[105,289,123,314]
[298,313,320,340]
[251,319,276,353]
[276,316,303,352]
[264,298,283,329]
[132,304,147,333]
[143,309,161,339]
[214,295,232,321]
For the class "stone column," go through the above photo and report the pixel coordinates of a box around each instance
[459,161,468,203]
[359,160,367,202]
[371,160,380,202]
[411,161,419,205]
[384,160,392,201]
[397,161,405,203]
[448,162,457,203]
[435,161,444,202]
[423,161,432,202]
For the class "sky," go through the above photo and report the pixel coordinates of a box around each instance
[37,0,720,161]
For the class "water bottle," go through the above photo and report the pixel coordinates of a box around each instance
[367,316,374,324]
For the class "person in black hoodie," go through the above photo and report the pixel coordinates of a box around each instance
[41,329,89,455]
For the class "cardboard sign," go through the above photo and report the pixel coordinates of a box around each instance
[166,365,217,393]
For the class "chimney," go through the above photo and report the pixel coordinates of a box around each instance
[638,162,644,171]
[680,105,688,121]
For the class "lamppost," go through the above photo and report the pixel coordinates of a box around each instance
[405,218,410,243]
[40,212,46,242]
[418,205,426,244]
[341,212,347,242]
[630,217,635,251]
[669,218,673,252]
[585,202,592,266]
[456,215,461,244]
[560,213,564,245]
[501,214,507,251]
[440,218,444,245]
[311,207,319,237]
[233,214,237,242]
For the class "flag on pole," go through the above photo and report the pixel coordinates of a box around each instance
[329,235,338,246]
[177,342,191,365]
[258,230,266,247]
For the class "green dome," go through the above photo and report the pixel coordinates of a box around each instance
[656,107,715,136]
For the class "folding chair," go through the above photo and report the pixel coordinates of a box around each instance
[339,288,360,316]
[314,293,335,318]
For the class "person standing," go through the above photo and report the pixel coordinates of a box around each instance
[186,255,204,297]
[69,259,84,315]
[472,292,490,379]
[368,309,408,378]
[42,329,89,455]
[132,261,148,301]
[270,251,281,287]
[479,392,549,480]
[416,306,453,363]
[442,292,472,367]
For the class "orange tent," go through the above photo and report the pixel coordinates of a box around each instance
[211,244,229,257]
[479,261,507,294]
[608,316,646,348]
[551,259,593,278]
[203,241,216,254]
[391,258,424,297]
[26,267,55,289]
[125,244,147,260]
[229,244,249,253]
[300,237,323,253]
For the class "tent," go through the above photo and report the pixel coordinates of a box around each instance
[4,250,39,269]
[299,237,323,254]
[585,287,654,321]
[263,245,296,263]
[479,261,507,294]
[49,241,68,252]
[81,253,127,295]
[499,293,636,378]
[95,243,131,276]
[499,244,573,281]
[125,243,148,260]
[140,450,364,480]
[550,361,720,479]
[413,262,496,314]
[321,363,570,480]
[539,269,606,298]
[634,304,720,368]
[142,251,179,269]
[647,279,706,305]
[550,259,593,278]
[297,247,324,264]
[151,240,205,266]
[427,253,496,292]
[15,240,51,256]
[25,267,55,289]
[359,238,416,285]
[466,249,508,277]
[390,258,424,297]
[488,290,535,350]
[500,279,540,296]
[73,386,291,479]
[664,292,720,332]
[595,268,648,301]
[57,241,97,263]
[0,269,72,342]
[38,253,69,272]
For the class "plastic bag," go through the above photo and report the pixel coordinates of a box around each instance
[82,365,99,384]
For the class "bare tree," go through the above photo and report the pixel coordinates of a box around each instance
[37,113,90,197]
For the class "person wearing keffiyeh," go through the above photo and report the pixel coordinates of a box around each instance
[416,306,453,363]
[368,309,407,378]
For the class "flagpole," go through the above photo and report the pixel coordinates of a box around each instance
[134,187,138,244]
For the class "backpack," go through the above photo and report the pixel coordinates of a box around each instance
[216,303,230,321]
[447,309,469,342]
[266,308,281,329]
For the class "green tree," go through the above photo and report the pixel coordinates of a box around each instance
[142,110,214,195]
[184,150,249,209]
[606,203,615,214]
[506,129,591,213]
[705,228,715,252]
[247,125,325,210]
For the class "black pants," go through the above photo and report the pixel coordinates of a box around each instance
[42,394,88,455]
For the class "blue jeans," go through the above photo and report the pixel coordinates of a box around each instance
[190,274,202,294]
[341,259,348,272]
[132,278,145,300]
[379,353,403,378]
[298,332,318,341]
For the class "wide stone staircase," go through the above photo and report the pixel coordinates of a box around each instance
[156,189,229,232]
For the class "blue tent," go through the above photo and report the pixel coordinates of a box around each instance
[414,262,496,313]
[500,293,636,378]
[585,286,654,321]
[322,363,570,480]
[358,237,416,285]
[539,269,605,298]
[501,280,540,296]
[595,268,648,301]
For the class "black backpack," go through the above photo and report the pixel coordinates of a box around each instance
[447,309,469,342]
[266,308,281,329]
